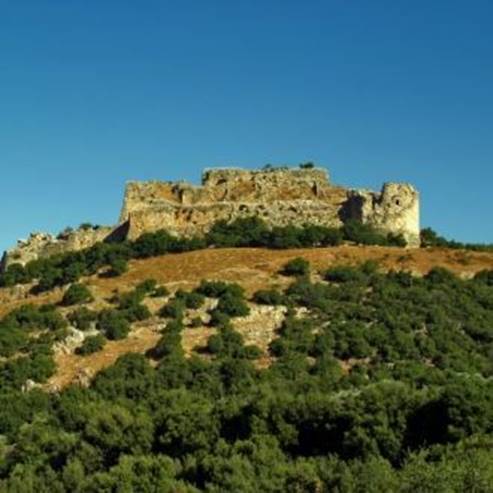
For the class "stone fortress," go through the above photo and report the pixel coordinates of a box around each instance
[1,166,420,271]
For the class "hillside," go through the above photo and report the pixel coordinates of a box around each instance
[1,240,493,491]
[0,245,492,391]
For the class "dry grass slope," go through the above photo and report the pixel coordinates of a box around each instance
[1,245,492,390]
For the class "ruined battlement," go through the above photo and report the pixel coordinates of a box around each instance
[120,167,420,245]
[1,166,420,271]
[119,167,334,221]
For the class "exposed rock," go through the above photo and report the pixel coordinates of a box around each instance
[234,304,288,350]
[21,379,42,393]
[53,327,99,355]
[74,368,94,387]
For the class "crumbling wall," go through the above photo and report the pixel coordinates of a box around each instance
[1,167,421,272]
[346,183,420,246]
[121,168,350,240]
[120,168,335,222]
[120,168,420,246]
[2,226,113,270]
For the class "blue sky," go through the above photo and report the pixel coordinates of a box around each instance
[1,0,492,252]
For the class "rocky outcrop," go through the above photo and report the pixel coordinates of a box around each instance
[1,166,421,271]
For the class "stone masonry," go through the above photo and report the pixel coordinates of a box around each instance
[1,167,420,271]
[119,168,420,245]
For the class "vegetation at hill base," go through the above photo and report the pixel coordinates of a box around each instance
[0,254,492,490]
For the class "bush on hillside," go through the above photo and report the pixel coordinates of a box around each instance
[206,217,269,247]
[175,290,206,309]
[325,266,365,283]
[159,299,186,320]
[195,280,245,299]
[61,283,93,306]
[106,257,128,277]
[252,289,286,306]
[280,257,310,277]
[67,307,97,331]
[151,285,170,297]
[342,219,388,246]
[216,292,250,318]
[76,334,106,355]
[97,310,130,340]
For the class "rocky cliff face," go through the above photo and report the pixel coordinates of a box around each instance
[1,167,421,271]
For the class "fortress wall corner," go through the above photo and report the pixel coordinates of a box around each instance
[347,183,420,247]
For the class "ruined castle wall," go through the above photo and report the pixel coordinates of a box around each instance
[125,199,347,240]
[121,168,351,240]
[1,167,421,272]
[120,168,336,222]
[2,227,114,270]
[346,183,420,246]
[121,168,420,245]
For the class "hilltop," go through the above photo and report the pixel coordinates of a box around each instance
[1,165,420,271]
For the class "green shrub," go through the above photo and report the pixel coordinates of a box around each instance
[387,233,407,247]
[474,270,493,286]
[117,290,151,322]
[3,304,67,332]
[216,293,250,318]
[208,310,232,329]
[195,280,245,299]
[0,328,29,357]
[206,327,244,356]
[62,283,93,306]
[121,303,151,323]
[425,267,457,284]
[324,265,365,283]
[206,217,269,247]
[159,300,185,320]
[0,264,30,287]
[76,334,106,355]
[37,266,64,292]
[281,257,310,277]
[67,307,97,331]
[135,279,157,295]
[299,225,343,247]
[267,225,303,249]
[285,278,331,311]
[175,290,206,309]
[107,257,128,277]
[252,289,286,305]
[152,286,170,297]
[342,219,388,245]
[151,320,184,359]
[420,227,450,248]
[97,310,130,340]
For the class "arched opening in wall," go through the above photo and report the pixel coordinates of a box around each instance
[395,199,401,206]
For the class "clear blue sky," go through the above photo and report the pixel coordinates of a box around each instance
[1,0,492,252]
